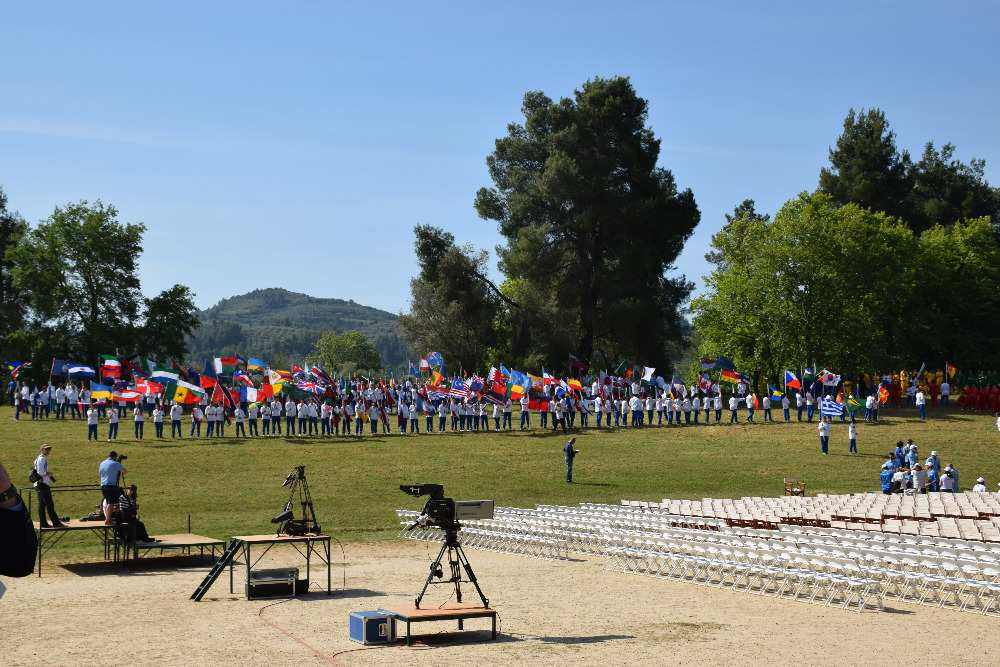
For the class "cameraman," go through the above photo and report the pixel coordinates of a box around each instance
[0,460,38,576]
[99,451,127,525]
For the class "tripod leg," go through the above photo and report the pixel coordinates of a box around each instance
[449,547,464,628]
[415,542,448,609]
[456,545,490,608]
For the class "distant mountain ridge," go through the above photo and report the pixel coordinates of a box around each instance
[185,288,410,369]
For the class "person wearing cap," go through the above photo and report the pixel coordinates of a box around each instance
[905,441,919,468]
[939,469,955,492]
[563,437,579,483]
[925,451,940,490]
[99,452,127,525]
[944,463,960,492]
[879,460,894,494]
[973,477,988,493]
[33,445,64,528]
[911,464,928,494]
[915,388,926,421]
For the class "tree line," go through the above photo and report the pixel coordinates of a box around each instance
[693,108,1000,379]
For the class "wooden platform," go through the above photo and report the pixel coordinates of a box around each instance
[231,533,328,544]
[33,519,115,531]
[381,603,498,646]
[133,533,225,561]
[32,520,125,576]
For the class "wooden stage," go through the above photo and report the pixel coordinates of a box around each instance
[132,533,225,562]
[381,603,498,646]
[228,533,332,596]
[33,519,125,576]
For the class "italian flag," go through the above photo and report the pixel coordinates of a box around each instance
[214,356,241,375]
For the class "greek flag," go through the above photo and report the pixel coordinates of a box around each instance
[819,396,844,417]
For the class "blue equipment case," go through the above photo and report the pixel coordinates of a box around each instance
[349,610,396,645]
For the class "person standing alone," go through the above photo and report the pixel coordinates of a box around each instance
[818,417,830,455]
[33,445,64,528]
[563,437,579,483]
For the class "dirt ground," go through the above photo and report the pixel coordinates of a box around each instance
[5,539,999,665]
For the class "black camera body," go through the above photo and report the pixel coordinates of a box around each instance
[400,484,460,534]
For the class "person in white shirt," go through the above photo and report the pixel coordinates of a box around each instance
[424,401,435,433]
[781,395,790,422]
[86,406,100,441]
[681,396,692,425]
[911,464,928,493]
[492,401,501,432]
[204,404,216,438]
[190,405,204,438]
[342,399,355,435]
[818,418,830,454]
[713,394,722,424]
[847,418,857,454]
[761,395,771,422]
[261,402,271,436]
[270,398,282,435]
[133,405,145,440]
[234,406,247,437]
[308,401,319,436]
[398,400,410,433]
[33,445,64,527]
[319,402,331,436]
[973,477,988,493]
[805,391,815,422]
[502,398,513,431]
[297,400,308,435]
[728,395,739,424]
[691,395,701,424]
[152,406,164,438]
[354,399,365,435]
[169,403,183,438]
[579,396,591,428]
[645,395,655,426]
[66,384,80,419]
[369,402,381,434]
[55,386,66,419]
[520,394,531,430]
[107,405,120,441]
[915,389,926,421]
[406,401,418,434]
[745,394,755,423]
[795,391,804,421]
[628,395,641,427]
[940,381,950,406]
[284,399,297,435]
[602,394,612,427]
[248,402,260,436]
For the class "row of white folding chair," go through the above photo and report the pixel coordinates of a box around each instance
[460,526,570,560]
[613,539,882,612]
[782,524,1000,558]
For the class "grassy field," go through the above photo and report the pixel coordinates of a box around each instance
[4,405,999,560]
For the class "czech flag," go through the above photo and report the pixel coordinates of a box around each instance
[784,370,802,390]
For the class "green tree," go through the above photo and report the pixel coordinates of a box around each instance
[474,76,699,370]
[313,330,381,375]
[908,143,1000,233]
[819,108,913,221]
[10,200,199,361]
[398,225,503,372]
[692,193,919,381]
[915,217,1000,366]
[0,187,28,350]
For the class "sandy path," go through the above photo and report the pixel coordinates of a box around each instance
[5,539,998,665]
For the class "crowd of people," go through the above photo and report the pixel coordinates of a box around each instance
[6,376,1000,443]
[876,439,997,495]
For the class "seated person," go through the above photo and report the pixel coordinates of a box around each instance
[105,484,155,543]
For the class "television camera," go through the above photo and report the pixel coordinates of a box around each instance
[271,466,320,536]
[400,483,492,609]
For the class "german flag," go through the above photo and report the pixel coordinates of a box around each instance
[720,369,742,385]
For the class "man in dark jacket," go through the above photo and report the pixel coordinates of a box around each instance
[0,461,37,577]
[563,438,579,483]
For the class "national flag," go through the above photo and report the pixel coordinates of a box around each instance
[90,381,114,400]
[542,368,557,386]
[768,385,784,401]
[448,378,470,398]
[164,380,207,405]
[509,369,529,388]
[6,361,30,379]
[568,354,589,373]
[878,385,889,405]
[66,363,96,378]
[567,378,582,392]
[802,367,815,381]
[50,358,68,377]
[113,388,143,403]
[256,382,275,401]
[151,366,180,383]
[407,360,420,377]
[233,370,256,387]
[419,358,430,372]
[100,354,122,379]
[468,376,484,394]
[247,357,268,372]
[213,356,240,375]
[818,369,841,387]
[200,374,218,390]
[846,395,864,414]
[714,357,736,371]
[295,381,324,395]
[426,351,444,369]
[784,370,801,390]
[136,378,164,395]
[698,373,713,394]
[430,370,444,387]
[507,383,525,401]
[819,396,845,417]
[309,365,333,386]
[720,369,741,385]
[527,392,550,411]
[946,362,957,379]
[699,357,717,370]
[642,366,656,382]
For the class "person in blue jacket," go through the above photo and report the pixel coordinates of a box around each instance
[880,462,894,495]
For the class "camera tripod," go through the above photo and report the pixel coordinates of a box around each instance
[415,528,489,610]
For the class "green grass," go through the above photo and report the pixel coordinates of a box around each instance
[4,406,999,560]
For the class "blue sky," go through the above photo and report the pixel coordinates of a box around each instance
[3,1,998,313]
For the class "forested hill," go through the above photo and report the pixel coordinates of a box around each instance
[185,288,410,369]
